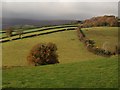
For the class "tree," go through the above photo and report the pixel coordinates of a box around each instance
[12,25,24,39]
[5,27,13,40]
[16,29,23,39]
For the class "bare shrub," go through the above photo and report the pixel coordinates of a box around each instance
[27,42,59,66]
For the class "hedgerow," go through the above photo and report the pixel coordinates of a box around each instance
[76,26,118,57]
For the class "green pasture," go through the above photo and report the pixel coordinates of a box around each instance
[0,24,77,38]
[3,57,118,88]
[1,27,76,41]
[83,27,118,52]
[3,30,101,66]
[2,27,118,88]
[2,27,118,66]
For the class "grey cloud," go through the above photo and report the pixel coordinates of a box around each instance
[2,2,118,20]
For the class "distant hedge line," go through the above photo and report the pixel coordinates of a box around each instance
[0,25,77,34]
[77,26,119,57]
[1,28,76,43]
[0,25,77,39]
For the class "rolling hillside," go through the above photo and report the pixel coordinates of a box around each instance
[3,57,118,88]
[2,26,118,88]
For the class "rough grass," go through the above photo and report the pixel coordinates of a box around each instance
[2,30,101,66]
[0,24,77,38]
[1,27,76,41]
[2,27,118,66]
[83,27,118,47]
[2,27,118,88]
[2,57,118,88]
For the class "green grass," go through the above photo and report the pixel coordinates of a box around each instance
[83,27,118,47]
[2,30,103,66]
[83,27,118,52]
[2,27,118,88]
[23,27,76,37]
[2,57,118,88]
[2,27,118,66]
[0,24,77,38]
[1,27,76,41]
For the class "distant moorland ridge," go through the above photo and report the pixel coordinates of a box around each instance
[2,15,118,29]
[2,19,77,29]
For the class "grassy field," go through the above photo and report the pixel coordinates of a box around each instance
[0,24,77,38]
[2,27,118,88]
[83,27,118,52]
[2,27,118,66]
[83,27,118,47]
[2,29,102,66]
[1,27,76,42]
[2,57,118,88]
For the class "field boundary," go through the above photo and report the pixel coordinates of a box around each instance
[1,27,76,43]
[76,26,118,57]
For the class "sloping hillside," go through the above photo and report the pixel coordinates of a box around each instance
[3,57,118,88]
[2,27,118,66]
[81,15,118,27]
[2,26,118,88]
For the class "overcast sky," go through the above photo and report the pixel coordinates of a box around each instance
[2,2,118,20]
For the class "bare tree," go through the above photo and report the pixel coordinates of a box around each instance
[5,27,13,41]
[16,29,23,39]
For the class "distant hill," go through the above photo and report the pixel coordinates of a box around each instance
[81,15,118,27]
[2,18,77,29]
